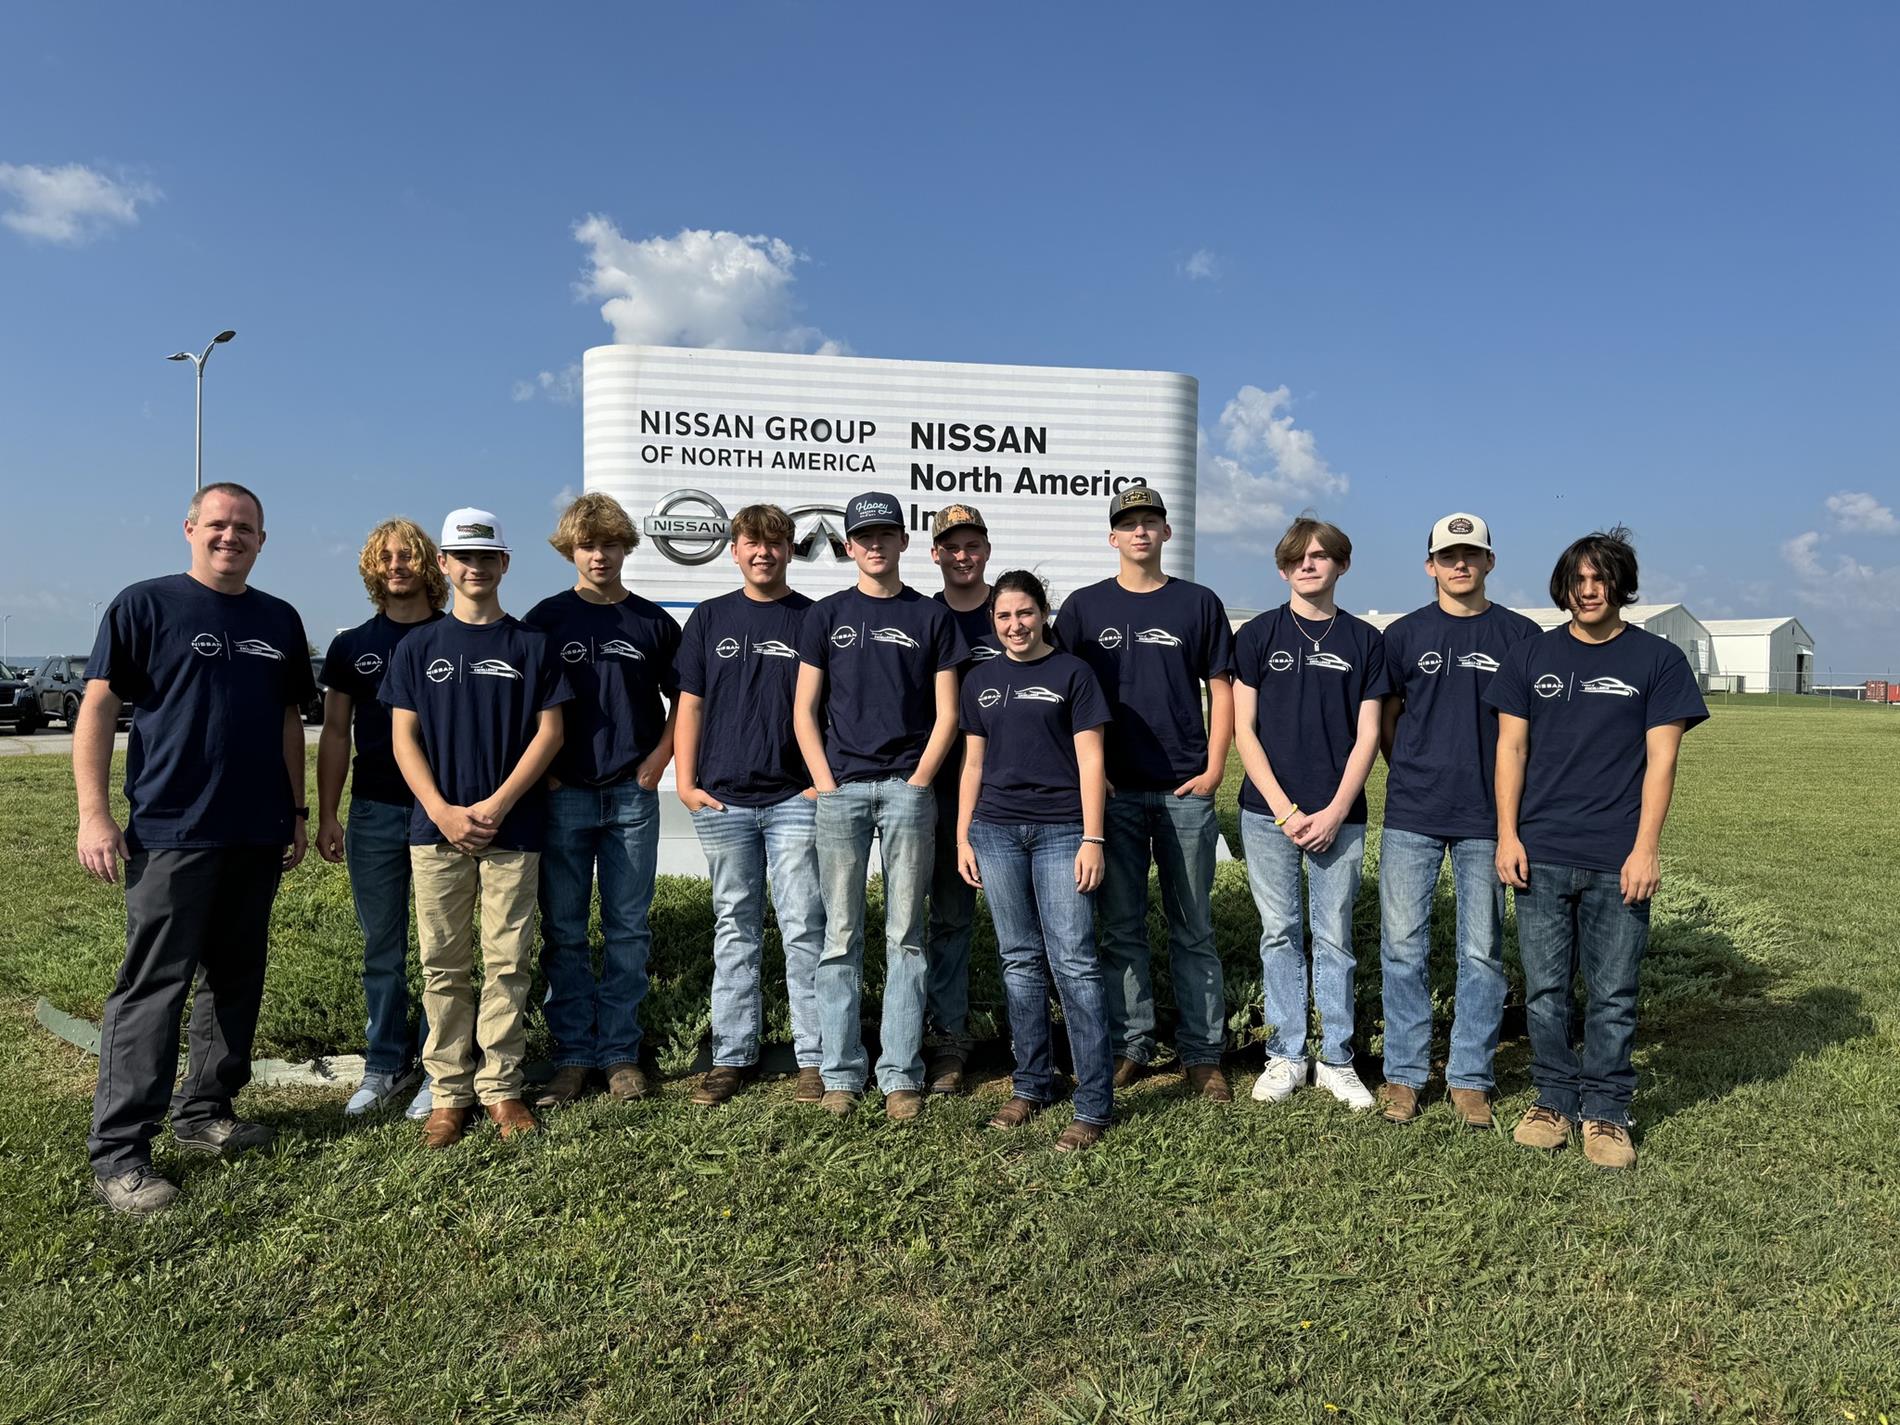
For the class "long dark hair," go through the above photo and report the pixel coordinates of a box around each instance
[1549,526,1639,610]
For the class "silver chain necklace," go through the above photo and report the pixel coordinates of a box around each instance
[1288,606,1337,652]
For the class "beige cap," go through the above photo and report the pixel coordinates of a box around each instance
[1429,512,1492,553]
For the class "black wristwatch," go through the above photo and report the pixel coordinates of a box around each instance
[293,806,310,820]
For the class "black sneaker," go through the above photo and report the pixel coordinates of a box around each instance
[173,1117,275,1158]
[93,1166,179,1216]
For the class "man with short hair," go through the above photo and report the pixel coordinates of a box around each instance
[1054,486,1237,1101]
[675,503,825,1107]
[923,502,1000,1094]
[794,491,966,1120]
[1487,526,1706,1170]
[1233,516,1390,1112]
[525,492,682,1108]
[77,481,316,1215]
[1375,513,1539,1128]
[383,507,570,1148]
[317,517,449,1120]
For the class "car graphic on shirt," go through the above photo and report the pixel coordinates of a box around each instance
[1456,651,1500,672]
[752,639,798,659]
[1133,628,1183,647]
[969,646,1002,661]
[469,659,522,680]
[598,639,645,660]
[1306,651,1352,672]
[868,627,920,649]
[1579,676,1640,697]
[233,638,284,660]
[1012,686,1065,703]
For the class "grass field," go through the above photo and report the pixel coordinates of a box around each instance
[2,705,1897,1422]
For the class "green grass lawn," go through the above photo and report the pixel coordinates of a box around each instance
[2,705,1897,1422]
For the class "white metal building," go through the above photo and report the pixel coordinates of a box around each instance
[1703,617,1816,694]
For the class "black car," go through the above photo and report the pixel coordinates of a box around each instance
[304,657,327,724]
[0,664,38,731]
[32,655,132,728]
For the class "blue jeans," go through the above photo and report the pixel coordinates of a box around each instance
[345,796,427,1075]
[1514,861,1650,1126]
[968,820,1113,1126]
[538,781,659,1069]
[1378,827,1509,1092]
[813,777,935,1094]
[924,777,977,1053]
[1099,790,1226,1066]
[691,795,825,1068]
[1241,811,1366,1066]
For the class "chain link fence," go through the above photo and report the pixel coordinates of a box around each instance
[1700,670,1898,709]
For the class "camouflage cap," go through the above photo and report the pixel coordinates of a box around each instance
[930,503,988,541]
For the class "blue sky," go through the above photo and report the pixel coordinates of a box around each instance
[3,4,1896,675]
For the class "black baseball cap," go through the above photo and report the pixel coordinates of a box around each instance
[844,491,905,536]
[1108,486,1167,527]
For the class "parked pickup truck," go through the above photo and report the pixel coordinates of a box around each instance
[0,664,38,731]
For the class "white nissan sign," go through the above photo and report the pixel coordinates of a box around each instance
[583,344,1200,611]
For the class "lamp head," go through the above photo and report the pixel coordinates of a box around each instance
[166,352,191,361]
[214,330,236,343]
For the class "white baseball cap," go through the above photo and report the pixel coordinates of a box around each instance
[439,507,510,553]
[1429,512,1492,554]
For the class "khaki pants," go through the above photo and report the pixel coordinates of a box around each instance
[410,843,540,1107]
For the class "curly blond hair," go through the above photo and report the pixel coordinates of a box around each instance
[549,492,639,557]
[358,518,450,610]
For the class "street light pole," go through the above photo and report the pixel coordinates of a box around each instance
[2,614,11,666]
[166,329,237,494]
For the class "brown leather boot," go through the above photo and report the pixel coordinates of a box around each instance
[1377,1083,1421,1124]
[1111,1057,1145,1090]
[692,1066,746,1107]
[1448,1088,1494,1130]
[986,1097,1040,1130]
[925,1048,967,1096]
[793,1067,824,1103]
[485,1099,537,1139]
[533,1065,589,1109]
[422,1105,471,1150]
[606,1063,651,1101]
[884,1089,924,1122]
[1054,1120,1106,1153]
[1185,1064,1233,1103]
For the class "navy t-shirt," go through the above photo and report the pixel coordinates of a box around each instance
[1382,602,1542,840]
[676,588,814,807]
[1233,605,1392,824]
[1054,576,1236,791]
[379,615,572,851]
[320,610,446,807]
[522,589,681,789]
[796,585,967,784]
[1484,624,1709,873]
[933,592,1003,667]
[959,650,1112,825]
[86,574,316,852]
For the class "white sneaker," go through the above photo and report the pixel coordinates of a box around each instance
[1313,1061,1375,1112]
[1251,1055,1308,1103]
[345,1070,400,1117]
[404,1077,435,1121]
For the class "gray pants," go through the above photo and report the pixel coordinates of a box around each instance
[88,847,282,1177]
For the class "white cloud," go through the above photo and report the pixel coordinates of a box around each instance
[1195,384,1348,538]
[550,484,580,515]
[1825,490,1898,535]
[0,162,159,245]
[1781,529,1900,621]
[512,364,581,404]
[1182,248,1221,281]
[572,219,846,355]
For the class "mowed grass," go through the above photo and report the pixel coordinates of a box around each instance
[1,705,1897,1422]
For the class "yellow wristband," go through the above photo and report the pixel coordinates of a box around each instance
[1274,804,1301,826]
